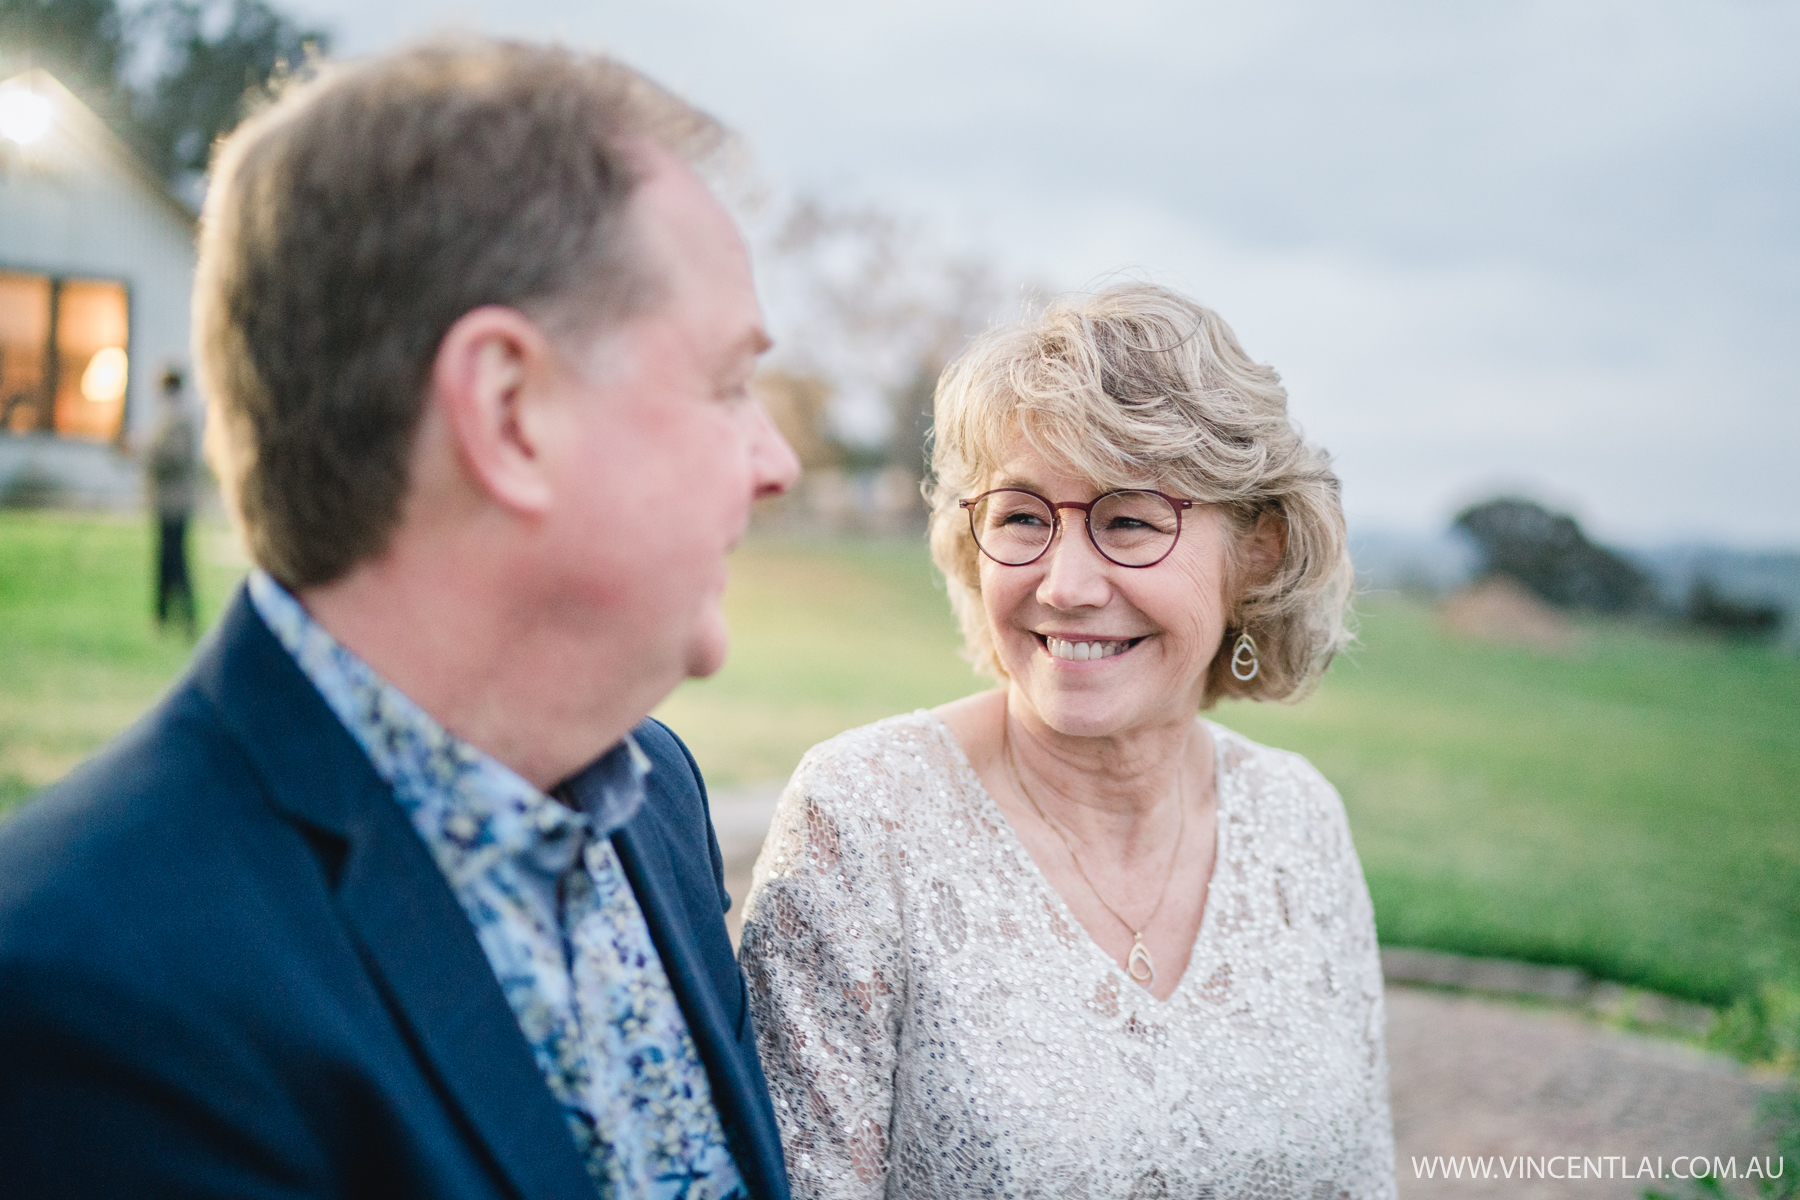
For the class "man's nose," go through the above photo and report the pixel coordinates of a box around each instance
[751,401,801,499]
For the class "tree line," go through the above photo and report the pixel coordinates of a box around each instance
[0,0,328,197]
[1454,497,1785,640]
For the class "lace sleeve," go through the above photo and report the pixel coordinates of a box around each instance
[1310,761,1398,1199]
[739,753,904,1200]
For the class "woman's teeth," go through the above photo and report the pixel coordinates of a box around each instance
[1045,637,1132,661]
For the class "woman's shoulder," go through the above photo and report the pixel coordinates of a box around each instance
[751,710,973,902]
[764,709,979,841]
[1207,720,1354,845]
[788,710,964,797]
[799,707,949,759]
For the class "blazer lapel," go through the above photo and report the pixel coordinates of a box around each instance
[610,760,790,1200]
[194,590,596,1200]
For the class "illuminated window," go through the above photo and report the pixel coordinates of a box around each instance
[0,269,130,442]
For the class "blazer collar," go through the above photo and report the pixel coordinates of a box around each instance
[192,588,597,1200]
[601,751,790,1200]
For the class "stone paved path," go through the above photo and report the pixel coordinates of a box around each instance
[708,785,1782,1199]
[1386,988,1777,1199]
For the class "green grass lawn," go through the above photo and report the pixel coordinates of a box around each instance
[0,511,242,812]
[1224,604,1800,1007]
[4,514,1796,1011]
[653,536,989,783]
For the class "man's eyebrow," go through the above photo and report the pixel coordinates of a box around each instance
[711,328,771,377]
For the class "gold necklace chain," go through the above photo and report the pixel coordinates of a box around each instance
[1002,708,1187,988]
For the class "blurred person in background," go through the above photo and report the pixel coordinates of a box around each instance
[148,363,202,637]
[0,37,798,1199]
[741,283,1395,1199]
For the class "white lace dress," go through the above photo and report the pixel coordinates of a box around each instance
[739,711,1396,1200]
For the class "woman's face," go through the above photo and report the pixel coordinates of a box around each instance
[978,438,1233,740]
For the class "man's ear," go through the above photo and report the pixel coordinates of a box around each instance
[428,306,557,514]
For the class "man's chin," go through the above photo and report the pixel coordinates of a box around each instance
[684,620,731,680]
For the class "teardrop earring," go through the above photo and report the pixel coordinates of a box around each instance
[1229,632,1260,682]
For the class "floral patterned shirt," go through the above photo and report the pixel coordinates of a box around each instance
[249,571,746,1200]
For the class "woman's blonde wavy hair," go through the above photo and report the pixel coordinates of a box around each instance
[925,282,1353,706]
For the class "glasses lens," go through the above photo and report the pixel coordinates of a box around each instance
[1090,491,1180,566]
[971,490,1055,565]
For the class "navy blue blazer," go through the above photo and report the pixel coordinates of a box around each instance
[0,589,789,1200]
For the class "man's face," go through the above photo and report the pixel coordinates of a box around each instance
[533,146,798,708]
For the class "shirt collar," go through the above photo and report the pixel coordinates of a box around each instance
[246,571,650,879]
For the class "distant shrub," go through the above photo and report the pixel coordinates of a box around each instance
[1710,982,1800,1072]
[1453,497,1655,614]
[1686,577,1785,640]
[0,464,67,510]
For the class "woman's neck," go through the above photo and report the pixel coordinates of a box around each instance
[998,686,1209,858]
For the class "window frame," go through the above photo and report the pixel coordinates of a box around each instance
[0,260,136,447]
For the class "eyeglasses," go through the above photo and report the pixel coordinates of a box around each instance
[959,488,1195,569]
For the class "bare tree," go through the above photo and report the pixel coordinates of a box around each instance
[751,194,1030,488]
[752,369,842,472]
[0,0,328,201]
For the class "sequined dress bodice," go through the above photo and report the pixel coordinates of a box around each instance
[740,711,1396,1200]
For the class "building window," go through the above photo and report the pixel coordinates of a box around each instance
[0,269,130,442]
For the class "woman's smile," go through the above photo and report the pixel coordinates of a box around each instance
[1038,634,1148,662]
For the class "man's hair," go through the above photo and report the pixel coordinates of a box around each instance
[194,37,723,586]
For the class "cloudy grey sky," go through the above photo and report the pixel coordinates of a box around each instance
[283,0,1798,546]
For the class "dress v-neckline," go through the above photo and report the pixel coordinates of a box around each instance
[921,710,1231,1009]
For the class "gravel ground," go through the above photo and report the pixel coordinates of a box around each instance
[708,784,1782,1199]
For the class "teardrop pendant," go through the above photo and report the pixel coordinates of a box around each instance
[1126,932,1157,987]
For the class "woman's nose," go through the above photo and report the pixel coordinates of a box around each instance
[1036,519,1112,610]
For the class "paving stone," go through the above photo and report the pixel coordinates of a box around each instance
[710,783,781,946]
[1383,947,1592,1001]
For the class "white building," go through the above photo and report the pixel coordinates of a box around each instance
[0,68,197,506]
